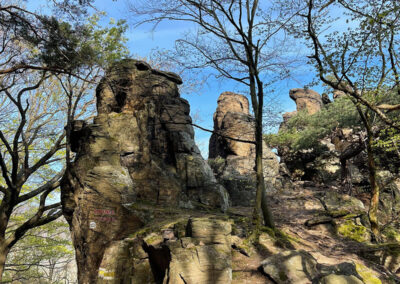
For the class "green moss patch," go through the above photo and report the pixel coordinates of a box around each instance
[260,227,297,249]
[382,226,400,243]
[337,220,370,243]
[355,263,382,284]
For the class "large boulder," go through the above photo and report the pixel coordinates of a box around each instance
[96,217,233,284]
[289,88,322,115]
[61,59,228,283]
[261,250,319,284]
[208,92,280,206]
[261,251,380,284]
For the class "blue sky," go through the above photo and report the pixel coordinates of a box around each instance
[29,0,325,158]
[89,0,325,157]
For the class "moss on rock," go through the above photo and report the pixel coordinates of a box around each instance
[355,263,382,284]
[337,220,370,243]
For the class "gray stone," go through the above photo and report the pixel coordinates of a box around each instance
[320,274,363,284]
[319,191,365,214]
[261,250,319,284]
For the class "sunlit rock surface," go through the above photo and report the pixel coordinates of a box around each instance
[61,59,228,283]
[208,92,281,206]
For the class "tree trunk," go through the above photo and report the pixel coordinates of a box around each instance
[356,106,380,242]
[0,244,10,282]
[256,126,274,228]
[340,158,354,195]
[366,130,380,241]
[254,87,275,229]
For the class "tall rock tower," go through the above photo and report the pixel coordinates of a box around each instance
[208,92,280,206]
[61,59,228,282]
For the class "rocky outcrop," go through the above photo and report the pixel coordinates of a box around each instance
[94,210,384,284]
[262,253,379,284]
[278,88,327,182]
[289,88,322,115]
[61,59,228,283]
[97,216,233,284]
[209,92,252,158]
[208,92,281,206]
[278,88,370,185]
[278,128,369,185]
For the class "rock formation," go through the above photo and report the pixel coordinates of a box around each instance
[289,88,323,114]
[97,216,233,283]
[279,88,323,135]
[61,59,228,282]
[209,92,252,158]
[208,92,281,206]
[278,88,371,185]
[60,65,394,284]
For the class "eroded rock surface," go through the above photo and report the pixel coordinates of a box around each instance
[261,250,380,284]
[289,88,322,115]
[96,216,233,284]
[208,92,280,206]
[61,59,228,283]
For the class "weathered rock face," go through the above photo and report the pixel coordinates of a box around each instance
[209,92,252,158]
[61,59,228,283]
[208,92,280,206]
[93,210,384,284]
[97,217,233,284]
[260,249,380,284]
[289,88,322,114]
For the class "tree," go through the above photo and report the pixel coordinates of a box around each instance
[284,0,400,241]
[0,6,129,280]
[269,89,400,241]
[289,0,400,126]
[267,94,363,187]
[267,95,360,152]
[3,215,75,283]
[0,1,88,75]
[0,72,67,279]
[129,0,298,229]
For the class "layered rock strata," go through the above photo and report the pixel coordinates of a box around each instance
[61,59,228,283]
[97,217,233,284]
[208,92,280,206]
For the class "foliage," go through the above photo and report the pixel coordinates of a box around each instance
[0,1,128,75]
[266,96,360,151]
[3,215,75,283]
[85,13,129,68]
[280,0,400,128]
[26,12,129,71]
[0,2,130,279]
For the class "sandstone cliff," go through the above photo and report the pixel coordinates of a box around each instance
[289,88,322,115]
[208,92,284,206]
[60,65,397,284]
[61,59,228,282]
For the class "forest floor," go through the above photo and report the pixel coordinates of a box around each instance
[230,181,399,283]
